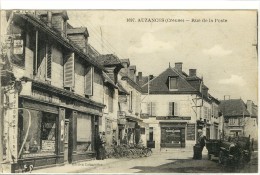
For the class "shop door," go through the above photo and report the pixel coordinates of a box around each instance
[64,120,69,163]
[161,127,185,148]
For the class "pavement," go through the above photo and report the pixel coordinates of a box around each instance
[32,148,258,173]
[32,148,201,173]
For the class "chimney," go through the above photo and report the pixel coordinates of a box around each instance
[137,72,143,85]
[47,11,52,27]
[129,65,136,82]
[67,27,89,53]
[175,62,183,72]
[247,100,253,115]
[138,72,143,82]
[189,69,197,77]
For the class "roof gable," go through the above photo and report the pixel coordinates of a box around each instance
[142,67,197,93]
[219,99,250,117]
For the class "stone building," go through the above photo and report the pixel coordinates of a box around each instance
[139,63,221,151]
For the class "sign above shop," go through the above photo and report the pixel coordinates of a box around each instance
[156,116,191,120]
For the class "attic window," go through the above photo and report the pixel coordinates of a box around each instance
[169,77,178,90]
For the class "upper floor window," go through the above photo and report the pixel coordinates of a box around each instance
[169,102,178,116]
[147,102,156,116]
[169,77,178,90]
[108,88,114,113]
[129,91,133,111]
[10,24,26,68]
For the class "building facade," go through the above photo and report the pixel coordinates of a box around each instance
[1,10,110,172]
[220,99,258,141]
[139,63,221,151]
[117,59,148,146]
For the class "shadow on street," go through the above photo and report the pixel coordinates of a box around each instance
[130,152,258,173]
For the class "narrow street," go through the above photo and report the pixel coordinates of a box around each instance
[83,150,258,173]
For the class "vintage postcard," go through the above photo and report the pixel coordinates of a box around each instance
[0,7,258,174]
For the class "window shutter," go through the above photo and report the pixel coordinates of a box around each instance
[64,52,75,88]
[85,66,94,96]
[169,102,173,116]
[46,43,52,80]
[174,102,178,116]
[147,102,151,116]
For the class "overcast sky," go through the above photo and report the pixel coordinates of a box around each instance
[67,10,257,103]
[0,10,257,103]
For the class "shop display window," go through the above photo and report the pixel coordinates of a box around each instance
[19,110,57,158]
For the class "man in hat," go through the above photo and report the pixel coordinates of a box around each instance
[197,129,206,159]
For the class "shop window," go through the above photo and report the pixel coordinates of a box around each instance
[20,110,57,158]
[77,114,92,153]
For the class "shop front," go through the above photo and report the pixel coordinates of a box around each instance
[160,122,186,148]
[2,87,103,173]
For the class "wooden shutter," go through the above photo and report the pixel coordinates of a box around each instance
[46,43,52,80]
[169,102,173,116]
[85,66,94,95]
[64,52,75,88]
[147,102,151,115]
[174,102,178,116]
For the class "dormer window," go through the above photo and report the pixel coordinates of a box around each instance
[169,77,178,90]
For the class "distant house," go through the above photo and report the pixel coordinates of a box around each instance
[139,62,221,151]
[219,99,253,138]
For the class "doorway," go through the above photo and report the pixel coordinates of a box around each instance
[64,119,70,163]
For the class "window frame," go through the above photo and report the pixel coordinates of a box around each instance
[169,76,178,91]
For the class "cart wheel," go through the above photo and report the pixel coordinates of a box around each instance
[208,153,211,160]
[218,151,224,164]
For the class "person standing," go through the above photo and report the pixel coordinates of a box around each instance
[96,132,105,160]
[193,129,206,160]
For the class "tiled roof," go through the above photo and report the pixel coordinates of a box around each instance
[142,67,197,93]
[219,99,250,117]
[97,54,123,67]
[67,27,89,37]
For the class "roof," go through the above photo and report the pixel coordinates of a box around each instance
[219,99,250,117]
[38,10,69,20]
[142,67,197,93]
[120,59,130,66]
[102,72,117,88]
[129,65,136,71]
[13,13,106,72]
[97,54,123,67]
[67,27,89,37]
[120,71,143,92]
[117,82,129,95]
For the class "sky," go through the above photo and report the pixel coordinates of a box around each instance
[67,10,258,103]
[0,10,257,104]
